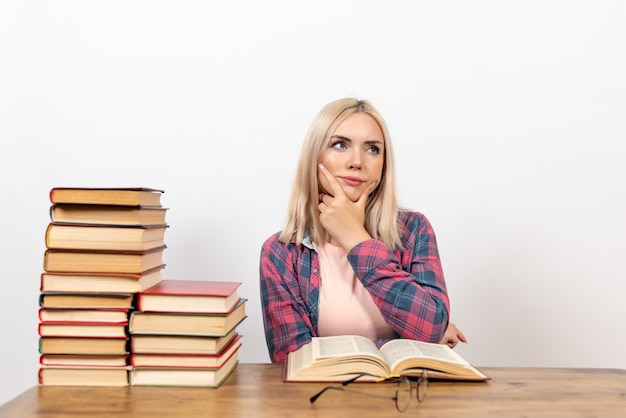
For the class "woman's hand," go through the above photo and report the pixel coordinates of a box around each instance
[318,164,375,251]
[440,322,467,348]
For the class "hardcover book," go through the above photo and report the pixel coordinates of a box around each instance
[38,322,129,338]
[39,293,134,309]
[45,223,168,251]
[39,366,130,386]
[137,280,241,313]
[284,335,490,382]
[50,204,168,226]
[40,265,164,293]
[40,354,129,368]
[38,308,129,324]
[129,349,239,387]
[130,330,239,355]
[43,246,167,274]
[39,337,129,355]
[49,187,164,207]
[129,298,246,336]
[130,334,242,368]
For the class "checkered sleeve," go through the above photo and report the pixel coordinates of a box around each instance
[259,233,315,363]
[347,211,450,343]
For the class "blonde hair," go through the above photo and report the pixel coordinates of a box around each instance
[279,98,402,249]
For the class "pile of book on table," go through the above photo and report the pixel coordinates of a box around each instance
[37,187,246,388]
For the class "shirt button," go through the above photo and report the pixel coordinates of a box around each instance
[313,268,318,274]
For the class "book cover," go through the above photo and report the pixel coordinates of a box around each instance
[129,299,246,336]
[39,337,129,355]
[40,265,164,293]
[38,308,129,323]
[45,223,168,251]
[130,330,239,355]
[129,349,239,387]
[39,366,130,386]
[130,334,242,368]
[49,187,164,207]
[137,280,241,313]
[38,321,129,338]
[43,246,167,274]
[40,354,129,368]
[50,204,168,226]
[39,293,134,309]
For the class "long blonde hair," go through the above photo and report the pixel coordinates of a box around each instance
[279,98,402,249]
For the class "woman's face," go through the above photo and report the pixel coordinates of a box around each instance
[319,112,385,202]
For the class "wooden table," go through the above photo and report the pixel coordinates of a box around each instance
[1,364,624,417]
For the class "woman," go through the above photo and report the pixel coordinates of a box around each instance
[260,98,465,363]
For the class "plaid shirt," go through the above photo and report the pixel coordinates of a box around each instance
[259,210,450,363]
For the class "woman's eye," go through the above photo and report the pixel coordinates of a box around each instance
[367,145,380,154]
[331,141,347,150]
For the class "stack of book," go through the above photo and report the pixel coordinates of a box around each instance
[128,279,246,387]
[38,187,168,386]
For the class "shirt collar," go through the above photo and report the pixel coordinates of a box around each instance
[302,235,317,251]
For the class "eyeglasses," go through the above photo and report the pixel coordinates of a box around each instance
[309,371,428,412]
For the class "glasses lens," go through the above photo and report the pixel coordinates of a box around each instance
[416,372,428,403]
[395,378,412,412]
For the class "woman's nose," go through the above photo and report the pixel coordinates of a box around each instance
[348,152,362,169]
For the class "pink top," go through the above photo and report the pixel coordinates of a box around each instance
[317,242,396,341]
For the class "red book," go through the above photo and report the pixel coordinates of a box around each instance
[137,280,241,313]
[130,334,242,368]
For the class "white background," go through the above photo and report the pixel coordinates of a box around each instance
[1,0,625,405]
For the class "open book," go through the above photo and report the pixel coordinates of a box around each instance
[284,335,489,382]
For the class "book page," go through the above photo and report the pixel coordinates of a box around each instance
[380,339,469,370]
[312,335,383,360]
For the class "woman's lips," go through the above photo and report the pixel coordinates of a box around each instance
[340,176,364,187]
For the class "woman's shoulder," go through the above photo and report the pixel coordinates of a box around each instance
[261,231,313,268]
[261,231,300,253]
[397,209,437,236]
[262,231,284,249]
[397,208,429,225]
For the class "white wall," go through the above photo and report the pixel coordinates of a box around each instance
[1,0,625,405]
